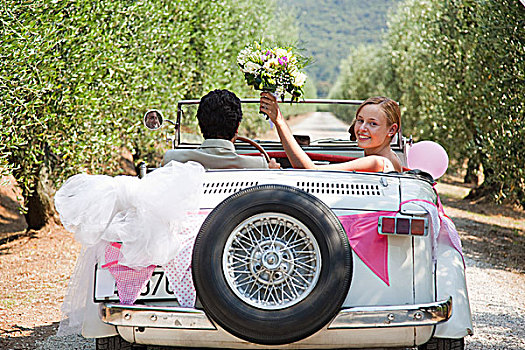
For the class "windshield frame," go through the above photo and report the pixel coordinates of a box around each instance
[175,99,403,151]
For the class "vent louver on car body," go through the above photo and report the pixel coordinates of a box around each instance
[296,182,383,196]
[203,181,259,194]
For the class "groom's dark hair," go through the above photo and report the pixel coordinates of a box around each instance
[197,89,243,140]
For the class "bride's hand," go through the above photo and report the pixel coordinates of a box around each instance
[260,92,281,123]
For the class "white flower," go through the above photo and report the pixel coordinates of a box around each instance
[275,48,287,57]
[263,58,278,71]
[293,72,307,87]
[244,61,260,74]
[237,48,250,63]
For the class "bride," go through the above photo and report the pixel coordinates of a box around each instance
[259,92,403,173]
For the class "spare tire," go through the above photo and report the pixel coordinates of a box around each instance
[192,184,352,345]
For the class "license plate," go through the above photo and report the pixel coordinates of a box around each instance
[94,265,176,302]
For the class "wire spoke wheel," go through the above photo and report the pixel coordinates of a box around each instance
[223,213,321,310]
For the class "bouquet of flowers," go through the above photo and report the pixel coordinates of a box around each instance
[237,41,310,102]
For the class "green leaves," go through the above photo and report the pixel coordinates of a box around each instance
[328,0,525,206]
[1,0,282,204]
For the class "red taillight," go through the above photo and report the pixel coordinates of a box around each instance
[379,216,428,236]
[382,217,396,233]
[410,219,426,235]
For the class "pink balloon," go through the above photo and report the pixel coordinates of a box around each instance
[407,141,449,179]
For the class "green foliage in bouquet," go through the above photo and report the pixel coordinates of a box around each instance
[237,41,311,102]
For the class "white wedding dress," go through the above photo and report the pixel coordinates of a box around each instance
[55,161,205,335]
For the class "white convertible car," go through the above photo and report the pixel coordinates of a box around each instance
[77,99,472,349]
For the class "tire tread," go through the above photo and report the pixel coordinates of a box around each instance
[96,335,146,350]
[418,337,464,350]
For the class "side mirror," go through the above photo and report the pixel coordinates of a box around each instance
[143,109,163,130]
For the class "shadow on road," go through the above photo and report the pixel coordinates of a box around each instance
[453,216,524,271]
[438,195,525,274]
[0,193,27,236]
[441,193,525,221]
[0,322,59,350]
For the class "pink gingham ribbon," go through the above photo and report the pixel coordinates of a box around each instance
[103,242,156,305]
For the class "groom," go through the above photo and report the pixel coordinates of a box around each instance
[163,89,280,169]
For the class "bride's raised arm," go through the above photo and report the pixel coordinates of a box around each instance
[260,92,316,169]
[260,92,391,173]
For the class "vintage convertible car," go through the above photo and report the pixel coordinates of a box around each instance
[82,99,472,349]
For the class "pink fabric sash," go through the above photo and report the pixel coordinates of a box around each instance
[163,243,195,307]
[103,243,155,305]
[338,211,395,286]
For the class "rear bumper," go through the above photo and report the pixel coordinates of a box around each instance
[100,296,452,330]
[100,304,216,330]
[329,296,452,328]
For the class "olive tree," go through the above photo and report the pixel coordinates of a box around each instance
[327,43,395,122]
[387,0,525,204]
[0,0,281,229]
[329,0,525,206]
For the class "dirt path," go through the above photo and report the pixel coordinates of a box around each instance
[431,183,525,349]
[0,224,81,349]
[290,111,350,141]
[435,181,525,274]
[1,178,524,349]
[464,257,525,349]
[260,111,351,142]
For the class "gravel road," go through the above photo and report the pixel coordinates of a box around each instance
[35,256,525,349]
[463,258,525,349]
[290,111,351,141]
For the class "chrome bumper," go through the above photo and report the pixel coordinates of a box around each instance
[328,297,452,328]
[100,297,452,330]
[100,304,217,330]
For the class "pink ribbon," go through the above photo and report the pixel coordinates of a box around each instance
[103,243,155,305]
[102,199,463,304]
[338,211,395,286]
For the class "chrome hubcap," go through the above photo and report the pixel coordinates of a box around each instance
[223,213,321,310]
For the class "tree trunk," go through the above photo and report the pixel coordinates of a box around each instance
[465,162,495,203]
[465,182,495,202]
[464,156,479,185]
[23,166,59,230]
